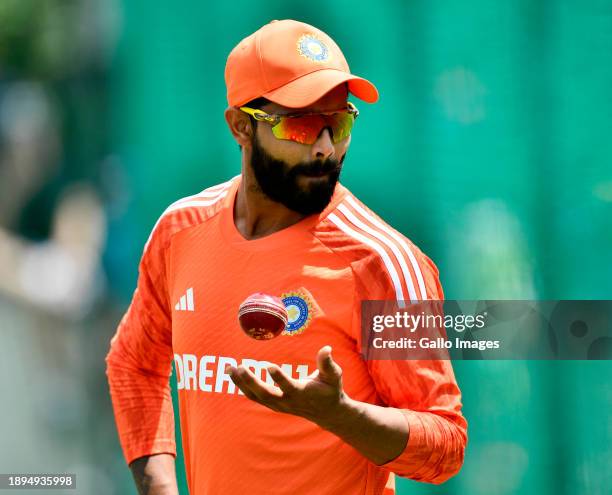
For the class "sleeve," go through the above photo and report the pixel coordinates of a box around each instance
[353,250,467,484]
[105,220,176,465]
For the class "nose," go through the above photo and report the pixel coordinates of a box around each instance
[311,127,335,161]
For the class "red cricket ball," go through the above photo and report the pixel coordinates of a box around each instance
[238,293,288,340]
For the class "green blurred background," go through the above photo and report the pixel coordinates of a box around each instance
[0,1,610,494]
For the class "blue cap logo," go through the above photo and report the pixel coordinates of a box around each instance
[297,34,330,62]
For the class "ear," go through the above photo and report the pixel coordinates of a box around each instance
[225,107,255,148]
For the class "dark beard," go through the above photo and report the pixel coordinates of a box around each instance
[249,135,344,215]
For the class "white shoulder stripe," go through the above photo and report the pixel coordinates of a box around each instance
[345,195,428,300]
[338,203,418,301]
[206,179,236,191]
[161,192,229,216]
[328,212,407,308]
[143,182,232,252]
[170,176,237,207]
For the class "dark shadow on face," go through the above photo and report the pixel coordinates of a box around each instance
[250,134,345,215]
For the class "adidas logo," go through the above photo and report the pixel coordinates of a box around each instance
[175,287,195,311]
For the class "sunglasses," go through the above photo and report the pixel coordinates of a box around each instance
[239,102,359,145]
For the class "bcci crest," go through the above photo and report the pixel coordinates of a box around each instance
[296,34,330,62]
[281,290,314,336]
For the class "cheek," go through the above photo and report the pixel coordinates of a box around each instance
[335,134,351,157]
[256,125,307,165]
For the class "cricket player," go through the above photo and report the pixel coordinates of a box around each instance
[106,19,467,495]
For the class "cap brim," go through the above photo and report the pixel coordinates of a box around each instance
[262,69,379,108]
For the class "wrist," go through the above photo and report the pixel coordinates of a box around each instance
[315,392,360,433]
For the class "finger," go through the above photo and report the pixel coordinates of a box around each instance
[230,365,283,401]
[267,365,298,395]
[231,365,278,397]
[232,377,259,402]
[306,369,319,380]
[316,345,334,373]
[231,370,269,403]
[316,346,342,384]
[228,368,258,401]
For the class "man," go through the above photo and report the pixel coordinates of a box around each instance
[106,19,467,495]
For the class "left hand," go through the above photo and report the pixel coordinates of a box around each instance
[226,345,345,426]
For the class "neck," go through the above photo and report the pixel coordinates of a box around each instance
[233,163,308,241]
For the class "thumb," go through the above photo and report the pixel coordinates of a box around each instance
[316,345,342,384]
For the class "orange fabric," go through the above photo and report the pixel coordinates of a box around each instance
[106,175,467,494]
[225,19,379,108]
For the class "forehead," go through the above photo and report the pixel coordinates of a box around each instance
[262,84,349,114]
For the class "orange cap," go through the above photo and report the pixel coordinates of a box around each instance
[225,19,379,108]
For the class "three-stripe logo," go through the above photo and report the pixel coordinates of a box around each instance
[175,287,195,312]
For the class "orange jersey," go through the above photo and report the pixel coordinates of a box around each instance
[106,175,467,495]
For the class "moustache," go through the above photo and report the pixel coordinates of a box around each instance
[290,159,342,177]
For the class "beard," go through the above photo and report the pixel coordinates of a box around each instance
[249,135,344,215]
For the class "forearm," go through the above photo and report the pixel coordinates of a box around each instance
[130,454,179,495]
[316,395,409,466]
